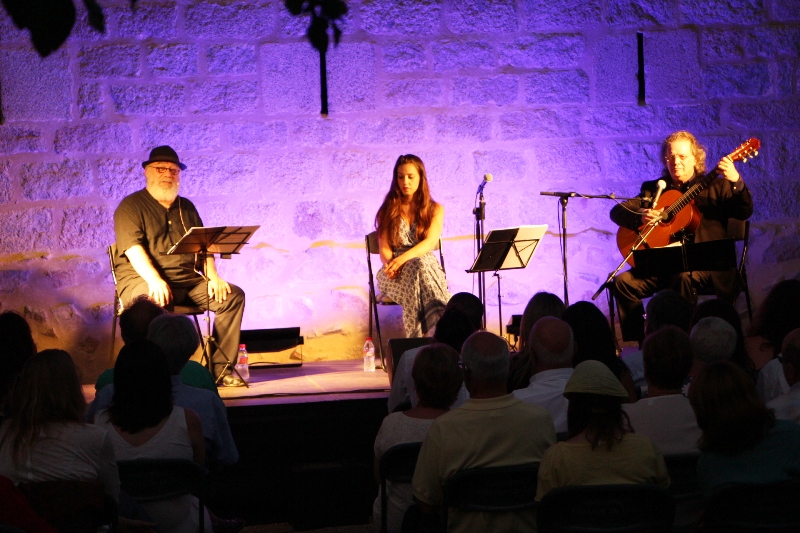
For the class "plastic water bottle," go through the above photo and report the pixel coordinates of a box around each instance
[235,344,250,382]
[363,338,375,372]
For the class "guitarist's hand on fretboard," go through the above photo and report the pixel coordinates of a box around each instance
[716,155,741,183]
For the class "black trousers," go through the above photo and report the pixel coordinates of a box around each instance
[119,277,245,377]
[613,268,737,343]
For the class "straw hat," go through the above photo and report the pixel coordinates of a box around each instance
[563,360,628,398]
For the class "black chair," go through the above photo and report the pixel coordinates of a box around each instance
[663,454,701,500]
[701,480,800,532]
[441,463,539,531]
[19,479,117,533]
[365,232,445,371]
[537,484,675,533]
[107,243,205,365]
[387,337,435,385]
[117,458,207,533]
[379,442,423,533]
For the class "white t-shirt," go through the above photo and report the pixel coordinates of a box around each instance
[513,368,573,434]
[757,357,790,404]
[623,394,702,455]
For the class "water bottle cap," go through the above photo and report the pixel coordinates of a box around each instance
[366,337,372,341]
[239,344,246,349]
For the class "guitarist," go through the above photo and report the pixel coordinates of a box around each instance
[610,130,753,343]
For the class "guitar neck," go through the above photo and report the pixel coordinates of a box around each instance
[664,171,717,217]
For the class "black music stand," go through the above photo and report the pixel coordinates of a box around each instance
[468,225,547,335]
[167,225,259,386]
[633,239,737,301]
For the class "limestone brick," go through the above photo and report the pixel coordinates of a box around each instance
[147,44,198,78]
[97,158,145,199]
[523,0,602,30]
[605,0,673,26]
[140,122,222,151]
[525,70,589,104]
[678,0,765,25]
[382,42,427,73]
[0,126,45,154]
[293,201,365,240]
[261,152,324,197]
[78,83,104,119]
[434,114,491,142]
[54,124,133,154]
[179,154,259,197]
[291,118,348,147]
[207,44,256,75]
[498,109,582,140]
[361,0,441,35]
[452,75,518,106]
[60,206,116,250]
[704,63,770,99]
[110,83,187,116]
[21,160,93,201]
[644,30,702,102]
[261,43,319,114]
[190,80,258,114]
[326,44,378,112]
[472,150,527,183]
[594,35,638,104]
[352,116,425,146]
[531,142,601,181]
[0,162,10,204]
[446,0,517,34]
[498,34,584,69]
[584,106,655,137]
[0,49,71,121]
[79,44,141,78]
[701,29,744,62]
[0,270,31,294]
[383,79,444,108]
[226,121,288,149]
[114,2,179,39]
[432,40,494,71]
[0,208,53,254]
[185,1,275,39]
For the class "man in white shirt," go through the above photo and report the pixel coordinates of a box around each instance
[624,326,701,455]
[513,317,574,434]
[767,328,800,424]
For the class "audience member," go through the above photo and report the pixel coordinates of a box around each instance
[0,350,119,501]
[96,297,217,394]
[686,317,737,390]
[536,360,670,500]
[387,307,477,413]
[412,331,556,532]
[623,327,701,455]
[767,328,800,424]
[508,292,565,392]
[690,298,753,379]
[443,292,484,332]
[622,289,694,389]
[563,301,636,402]
[372,344,462,533]
[513,317,574,434]
[89,315,238,468]
[95,340,210,533]
[0,474,57,533]
[751,280,800,403]
[0,311,36,418]
[689,361,800,494]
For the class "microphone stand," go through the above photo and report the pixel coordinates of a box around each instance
[473,188,486,328]
[539,191,638,307]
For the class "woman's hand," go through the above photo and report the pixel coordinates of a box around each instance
[385,255,406,279]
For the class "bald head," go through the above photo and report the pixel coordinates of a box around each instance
[529,317,574,368]
[461,331,509,383]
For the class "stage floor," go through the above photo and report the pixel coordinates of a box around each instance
[83,359,391,406]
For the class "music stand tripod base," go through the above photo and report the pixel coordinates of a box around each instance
[165,225,260,387]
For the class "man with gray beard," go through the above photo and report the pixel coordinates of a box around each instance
[113,146,245,384]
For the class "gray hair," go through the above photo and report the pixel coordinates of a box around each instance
[147,314,200,374]
[460,331,509,382]
[690,316,737,363]
[529,317,574,367]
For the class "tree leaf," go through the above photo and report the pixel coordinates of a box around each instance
[83,0,105,33]
[306,13,329,53]
[284,0,305,16]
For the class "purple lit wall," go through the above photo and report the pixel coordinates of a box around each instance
[1,0,799,381]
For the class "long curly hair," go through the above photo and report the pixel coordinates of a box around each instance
[374,154,439,250]
[661,130,707,176]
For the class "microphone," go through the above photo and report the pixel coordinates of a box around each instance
[477,173,493,195]
[651,180,667,209]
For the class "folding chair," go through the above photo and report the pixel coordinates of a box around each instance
[365,232,445,371]
[702,480,800,532]
[107,243,205,365]
[19,479,117,533]
[537,484,675,533]
[379,442,423,533]
[442,463,540,531]
[117,458,207,533]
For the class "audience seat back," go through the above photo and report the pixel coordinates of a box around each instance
[702,480,800,532]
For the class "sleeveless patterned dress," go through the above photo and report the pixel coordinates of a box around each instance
[376,219,451,337]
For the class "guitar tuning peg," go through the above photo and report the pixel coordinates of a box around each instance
[742,157,748,163]
[754,150,759,156]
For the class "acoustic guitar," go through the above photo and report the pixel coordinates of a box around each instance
[616,137,760,267]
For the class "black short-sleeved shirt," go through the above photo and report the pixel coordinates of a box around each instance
[114,189,204,287]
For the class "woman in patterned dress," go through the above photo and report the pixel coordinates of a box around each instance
[375,154,451,338]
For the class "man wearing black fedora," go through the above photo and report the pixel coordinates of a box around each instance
[113,146,245,385]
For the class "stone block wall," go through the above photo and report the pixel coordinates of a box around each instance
[0,0,798,381]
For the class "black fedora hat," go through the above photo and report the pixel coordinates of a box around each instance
[142,145,187,170]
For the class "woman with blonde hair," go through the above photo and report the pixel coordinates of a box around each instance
[375,154,450,337]
[0,349,119,501]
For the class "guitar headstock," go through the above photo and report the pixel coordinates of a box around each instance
[729,137,760,163]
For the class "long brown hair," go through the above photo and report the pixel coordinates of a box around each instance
[0,350,85,466]
[567,393,632,450]
[374,154,439,249]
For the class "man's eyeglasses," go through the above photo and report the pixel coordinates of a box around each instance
[150,166,181,176]
[664,154,692,164]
